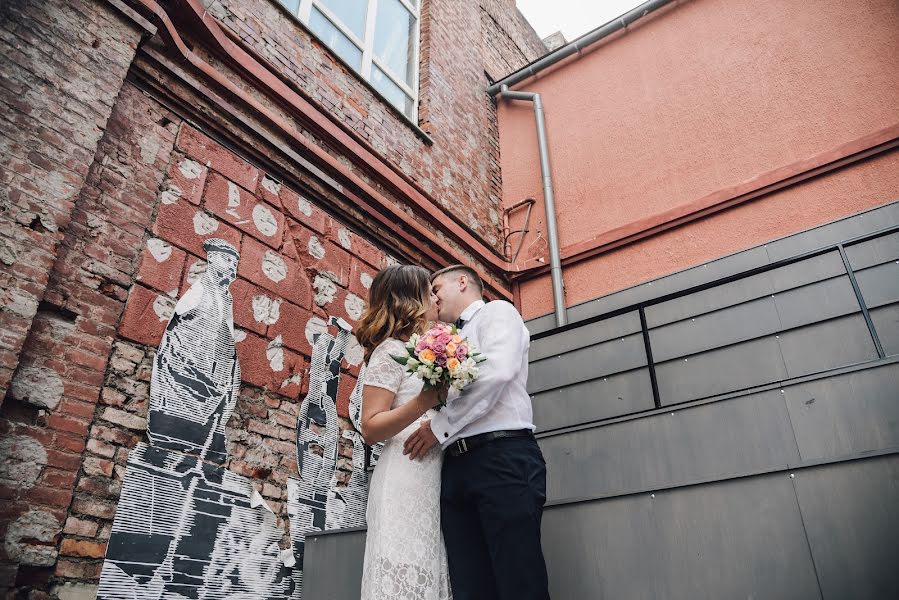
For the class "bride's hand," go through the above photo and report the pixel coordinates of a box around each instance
[419,385,448,409]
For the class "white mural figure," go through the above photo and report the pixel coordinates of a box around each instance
[147,238,241,465]
[98,238,301,600]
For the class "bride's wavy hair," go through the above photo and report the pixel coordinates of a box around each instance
[355,264,432,363]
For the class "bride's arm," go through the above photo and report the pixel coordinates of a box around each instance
[361,386,443,446]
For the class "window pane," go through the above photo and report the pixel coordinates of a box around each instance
[374,0,415,85]
[278,0,300,14]
[317,0,367,39]
[310,7,363,71]
[372,66,414,118]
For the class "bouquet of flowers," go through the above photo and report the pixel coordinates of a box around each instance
[392,323,486,408]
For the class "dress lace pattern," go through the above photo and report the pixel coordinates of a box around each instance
[360,338,452,600]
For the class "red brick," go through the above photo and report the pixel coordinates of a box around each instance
[235,331,304,397]
[27,485,73,508]
[267,301,316,356]
[60,538,107,559]
[63,347,108,372]
[336,373,357,418]
[176,125,259,191]
[39,468,77,489]
[319,285,366,325]
[71,497,117,520]
[204,172,285,248]
[48,414,90,437]
[152,198,243,259]
[256,173,285,209]
[56,398,96,420]
[349,258,375,298]
[118,284,173,347]
[229,278,275,336]
[55,558,103,580]
[236,236,311,309]
[45,449,83,471]
[62,381,101,404]
[286,219,350,286]
[82,456,114,478]
[166,153,208,205]
[281,186,327,233]
[54,433,87,454]
[329,221,384,268]
[63,516,98,537]
[134,237,187,294]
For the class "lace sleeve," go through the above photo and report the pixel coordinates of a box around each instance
[363,339,407,393]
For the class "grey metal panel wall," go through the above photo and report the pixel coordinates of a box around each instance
[541,473,821,600]
[532,368,654,431]
[783,363,899,461]
[527,332,646,394]
[538,389,800,502]
[302,529,366,600]
[529,312,641,361]
[792,455,899,600]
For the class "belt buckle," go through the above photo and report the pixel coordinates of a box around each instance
[455,438,468,455]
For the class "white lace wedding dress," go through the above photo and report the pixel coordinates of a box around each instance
[360,338,453,600]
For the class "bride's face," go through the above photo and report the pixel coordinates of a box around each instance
[424,290,439,322]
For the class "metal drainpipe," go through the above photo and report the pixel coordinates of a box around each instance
[499,84,568,327]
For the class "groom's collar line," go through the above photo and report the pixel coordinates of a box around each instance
[457,300,485,325]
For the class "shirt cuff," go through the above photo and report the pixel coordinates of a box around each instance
[429,411,453,445]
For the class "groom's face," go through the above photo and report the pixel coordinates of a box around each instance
[431,273,464,323]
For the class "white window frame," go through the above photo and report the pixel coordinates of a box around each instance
[293,0,421,121]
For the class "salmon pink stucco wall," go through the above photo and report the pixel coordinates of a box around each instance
[497,0,899,320]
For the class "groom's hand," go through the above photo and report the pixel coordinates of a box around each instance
[404,419,438,460]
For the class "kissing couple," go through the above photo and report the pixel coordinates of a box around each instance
[354,264,550,600]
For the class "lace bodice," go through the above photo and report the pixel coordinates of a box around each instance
[363,338,427,414]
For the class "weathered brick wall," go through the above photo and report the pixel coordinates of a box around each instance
[0,0,146,404]
[204,0,544,250]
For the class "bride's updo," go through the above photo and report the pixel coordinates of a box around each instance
[355,264,431,363]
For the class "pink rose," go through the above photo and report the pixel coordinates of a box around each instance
[456,346,468,359]
[416,340,429,353]
[432,341,446,354]
[436,353,447,366]
[436,332,452,344]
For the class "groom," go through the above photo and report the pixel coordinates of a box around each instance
[404,265,550,600]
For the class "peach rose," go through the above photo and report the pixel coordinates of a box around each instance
[446,342,457,355]
[451,335,463,344]
[419,349,436,363]
[447,357,460,371]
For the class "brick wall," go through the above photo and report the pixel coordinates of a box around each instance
[0,0,146,404]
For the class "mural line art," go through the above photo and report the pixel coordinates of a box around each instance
[288,316,379,593]
[99,238,380,599]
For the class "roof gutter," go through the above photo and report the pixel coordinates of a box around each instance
[487,0,676,96]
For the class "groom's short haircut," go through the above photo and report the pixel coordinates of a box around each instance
[431,264,484,295]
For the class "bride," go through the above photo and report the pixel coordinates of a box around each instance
[355,264,452,600]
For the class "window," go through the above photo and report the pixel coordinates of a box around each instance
[282,0,421,120]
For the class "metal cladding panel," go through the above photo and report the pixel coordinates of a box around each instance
[792,455,899,600]
[777,313,878,378]
[648,296,781,363]
[538,390,800,502]
[655,336,787,405]
[854,260,899,309]
[527,333,646,394]
[529,312,641,361]
[541,473,820,600]
[768,250,847,291]
[783,362,899,461]
[845,231,899,271]
[532,368,655,431]
[302,530,366,600]
[870,304,899,356]
[772,275,861,330]
[645,269,775,328]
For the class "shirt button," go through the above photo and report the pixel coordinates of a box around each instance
[444,433,448,438]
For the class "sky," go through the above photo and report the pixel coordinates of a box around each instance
[516,0,648,42]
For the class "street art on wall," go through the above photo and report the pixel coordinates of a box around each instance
[147,239,242,465]
[99,239,377,598]
[287,316,378,578]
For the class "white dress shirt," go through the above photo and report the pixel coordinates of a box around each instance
[429,299,535,448]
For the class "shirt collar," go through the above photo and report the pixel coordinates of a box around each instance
[458,299,485,322]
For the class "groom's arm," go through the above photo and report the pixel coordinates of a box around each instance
[428,301,526,444]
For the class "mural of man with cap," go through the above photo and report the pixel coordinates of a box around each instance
[147,238,242,464]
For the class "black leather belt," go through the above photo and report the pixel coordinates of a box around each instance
[446,429,533,457]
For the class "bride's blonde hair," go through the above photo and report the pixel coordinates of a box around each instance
[355,265,431,363]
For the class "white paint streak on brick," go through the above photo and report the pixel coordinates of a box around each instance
[312,274,337,306]
[187,259,207,284]
[304,316,328,347]
[360,272,373,289]
[227,181,241,220]
[193,211,219,235]
[262,250,287,283]
[252,203,278,237]
[297,197,313,217]
[345,335,363,366]
[152,294,175,321]
[159,184,182,205]
[252,294,282,325]
[261,174,281,196]
[344,293,365,320]
[267,335,285,372]
[308,235,326,260]
[337,227,352,250]
[178,158,203,179]
[146,238,172,263]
